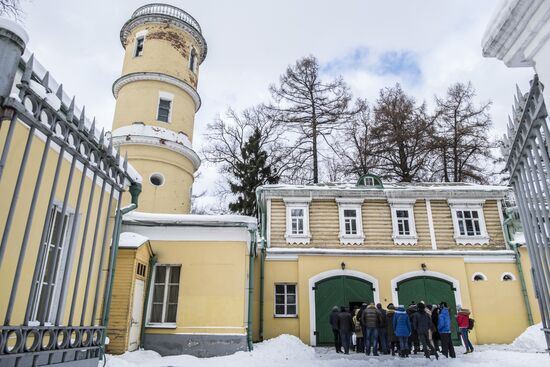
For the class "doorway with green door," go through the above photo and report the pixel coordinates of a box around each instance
[394,275,462,346]
[312,274,376,346]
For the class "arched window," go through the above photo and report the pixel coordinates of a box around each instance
[472,272,487,282]
[189,47,197,72]
[501,272,516,281]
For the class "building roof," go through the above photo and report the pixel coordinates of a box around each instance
[119,232,149,248]
[123,211,257,229]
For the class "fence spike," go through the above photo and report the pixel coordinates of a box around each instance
[21,54,34,84]
[99,128,105,146]
[78,106,86,130]
[42,72,51,92]
[89,117,96,137]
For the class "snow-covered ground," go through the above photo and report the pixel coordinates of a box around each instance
[102,324,548,367]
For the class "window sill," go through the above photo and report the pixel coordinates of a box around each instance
[285,234,311,245]
[339,235,364,245]
[145,323,177,329]
[454,235,490,246]
[393,235,418,246]
[274,314,298,318]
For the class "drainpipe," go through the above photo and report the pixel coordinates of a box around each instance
[140,253,157,349]
[503,212,534,325]
[256,187,267,341]
[246,228,257,351]
[101,182,142,355]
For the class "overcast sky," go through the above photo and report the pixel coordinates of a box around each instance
[17,0,534,208]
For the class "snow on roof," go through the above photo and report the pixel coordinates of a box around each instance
[112,124,193,149]
[123,211,257,229]
[0,17,29,44]
[512,231,526,245]
[119,231,149,248]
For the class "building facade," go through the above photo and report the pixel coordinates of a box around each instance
[255,176,540,346]
[0,17,141,367]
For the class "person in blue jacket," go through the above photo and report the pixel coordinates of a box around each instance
[392,305,412,357]
[438,302,456,358]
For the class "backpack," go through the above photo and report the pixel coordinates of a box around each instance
[468,318,475,330]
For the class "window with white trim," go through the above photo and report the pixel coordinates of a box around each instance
[31,205,73,323]
[336,199,364,245]
[149,265,180,324]
[389,199,417,245]
[134,36,145,57]
[156,92,174,123]
[448,200,489,245]
[274,284,297,317]
[284,198,311,245]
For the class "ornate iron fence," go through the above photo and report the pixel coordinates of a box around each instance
[501,74,550,352]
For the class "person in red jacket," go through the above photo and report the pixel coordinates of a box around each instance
[456,308,474,353]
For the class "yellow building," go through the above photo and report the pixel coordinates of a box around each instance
[105,4,258,357]
[255,176,540,346]
[0,17,141,367]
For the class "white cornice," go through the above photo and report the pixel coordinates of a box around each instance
[112,72,201,111]
[482,0,550,67]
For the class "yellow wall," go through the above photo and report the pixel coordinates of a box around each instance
[144,240,249,336]
[261,255,535,345]
[0,119,119,327]
[116,144,195,214]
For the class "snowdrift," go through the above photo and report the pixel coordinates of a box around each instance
[511,323,547,353]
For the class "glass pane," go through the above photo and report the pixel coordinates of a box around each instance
[291,209,303,217]
[344,209,356,218]
[155,266,166,283]
[286,294,296,304]
[275,284,285,294]
[351,220,357,233]
[403,220,410,234]
[474,220,481,235]
[275,295,285,304]
[398,222,404,234]
[286,284,296,294]
[464,211,472,219]
[291,219,298,233]
[170,267,180,283]
[150,304,163,323]
[457,211,463,219]
[168,285,179,303]
[275,305,285,315]
[287,305,296,315]
[472,211,479,218]
[466,219,475,236]
[297,218,303,233]
[166,304,177,323]
[153,285,165,302]
[458,220,465,235]
[397,210,408,218]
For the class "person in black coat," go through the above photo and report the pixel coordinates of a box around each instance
[337,307,354,354]
[329,306,342,353]
[430,305,441,352]
[412,303,439,360]
[406,302,420,354]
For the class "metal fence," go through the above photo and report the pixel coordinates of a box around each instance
[0,53,131,366]
[502,74,550,352]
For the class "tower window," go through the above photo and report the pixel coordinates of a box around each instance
[189,47,197,72]
[157,98,172,122]
[150,173,165,186]
[134,36,145,57]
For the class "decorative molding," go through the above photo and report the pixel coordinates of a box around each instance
[283,197,312,203]
[390,202,418,246]
[284,200,311,245]
[309,269,380,346]
[387,198,416,205]
[447,198,486,206]
[112,72,202,111]
[391,271,463,308]
[464,256,516,263]
[265,253,298,261]
[335,197,365,204]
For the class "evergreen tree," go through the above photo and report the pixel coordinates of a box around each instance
[228,127,279,216]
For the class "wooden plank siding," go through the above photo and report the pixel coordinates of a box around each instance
[269,198,506,250]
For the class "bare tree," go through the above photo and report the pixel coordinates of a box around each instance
[268,56,352,183]
[371,84,435,182]
[0,0,23,19]
[433,82,493,183]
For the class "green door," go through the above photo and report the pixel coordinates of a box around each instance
[314,276,374,345]
[396,276,460,345]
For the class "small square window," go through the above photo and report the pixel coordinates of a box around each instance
[274,283,297,317]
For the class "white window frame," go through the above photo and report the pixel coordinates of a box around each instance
[146,264,181,327]
[30,204,75,324]
[156,91,174,123]
[133,30,147,57]
[274,283,297,318]
[284,197,311,245]
[336,198,364,245]
[389,198,417,245]
[448,199,490,245]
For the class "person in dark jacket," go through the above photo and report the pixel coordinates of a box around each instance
[438,302,456,358]
[406,302,420,354]
[386,303,398,356]
[412,303,439,360]
[392,305,411,357]
[376,303,388,354]
[358,303,368,352]
[430,305,441,352]
[337,307,354,354]
[361,303,382,356]
[329,306,342,353]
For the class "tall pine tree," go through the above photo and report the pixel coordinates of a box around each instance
[228,127,279,216]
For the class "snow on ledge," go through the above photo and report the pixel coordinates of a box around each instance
[123,211,257,229]
[119,232,149,248]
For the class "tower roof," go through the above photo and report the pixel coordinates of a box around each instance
[120,3,207,62]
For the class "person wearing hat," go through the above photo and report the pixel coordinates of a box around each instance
[329,306,342,353]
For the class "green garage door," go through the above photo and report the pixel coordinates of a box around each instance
[314,276,374,345]
[396,276,460,345]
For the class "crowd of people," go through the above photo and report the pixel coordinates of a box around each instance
[329,301,475,360]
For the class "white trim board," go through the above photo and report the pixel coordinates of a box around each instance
[122,224,251,242]
[266,247,514,258]
[390,270,463,309]
[308,269,380,346]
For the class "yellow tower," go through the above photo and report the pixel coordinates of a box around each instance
[111,3,206,213]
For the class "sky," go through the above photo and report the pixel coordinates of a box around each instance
[15,0,534,209]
